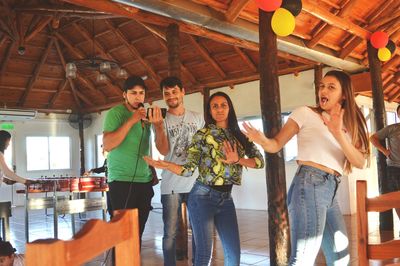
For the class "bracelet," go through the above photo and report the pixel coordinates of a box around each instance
[233,158,240,164]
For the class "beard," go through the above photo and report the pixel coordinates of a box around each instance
[166,98,180,109]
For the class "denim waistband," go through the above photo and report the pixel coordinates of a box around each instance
[194,181,232,196]
[297,164,341,180]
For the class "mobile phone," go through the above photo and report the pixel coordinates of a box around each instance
[146,108,167,119]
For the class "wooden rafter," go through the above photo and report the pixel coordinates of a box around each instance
[0,17,15,41]
[382,55,400,72]
[302,0,370,40]
[0,34,7,49]
[389,87,400,102]
[104,19,161,85]
[25,16,52,43]
[18,38,54,106]
[233,46,257,72]
[0,40,14,82]
[48,79,68,108]
[225,0,251,23]
[137,22,198,86]
[339,0,396,59]
[307,0,357,49]
[187,35,226,78]
[54,37,107,104]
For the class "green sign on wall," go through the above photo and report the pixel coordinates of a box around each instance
[0,123,15,130]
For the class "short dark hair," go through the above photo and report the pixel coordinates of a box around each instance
[0,241,16,256]
[159,76,183,92]
[0,130,11,153]
[123,76,147,92]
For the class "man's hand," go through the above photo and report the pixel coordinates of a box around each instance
[147,106,164,126]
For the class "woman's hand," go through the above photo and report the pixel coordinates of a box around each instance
[242,122,268,146]
[143,156,170,170]
[220,141,240,164]
[322,103,345,137]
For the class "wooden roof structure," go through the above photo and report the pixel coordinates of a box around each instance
[0,0,399,114]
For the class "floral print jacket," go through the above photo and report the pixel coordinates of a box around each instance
[181,124,264,186]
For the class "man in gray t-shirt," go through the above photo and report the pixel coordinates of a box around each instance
[370,104,400,219]
[158,77,204,266]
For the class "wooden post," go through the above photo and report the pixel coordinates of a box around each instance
[259,10,290,265]
[166,22,187,260]
[78,114,85,176]
[314,64,323,105]
[166,23,180,79]
[367,42,392,230]
[203,87,210,116]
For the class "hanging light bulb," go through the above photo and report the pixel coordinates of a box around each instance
[96,73,108,83]
[117,68,128,79]
[66,63,77,78]
[100,61,111,73]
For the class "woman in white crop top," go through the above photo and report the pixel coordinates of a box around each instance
[0,130,30,186]
[242,70,370,266]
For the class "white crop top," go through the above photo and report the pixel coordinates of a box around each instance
[289,106,348,175]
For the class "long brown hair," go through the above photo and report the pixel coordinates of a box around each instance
[316,70,370,173]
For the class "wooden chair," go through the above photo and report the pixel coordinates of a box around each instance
[26,209,140,266]
[357,180,400,265]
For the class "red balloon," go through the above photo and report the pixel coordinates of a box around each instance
[370,31,389,49]
[255,0,282,12]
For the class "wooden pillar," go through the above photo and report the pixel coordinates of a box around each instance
[78,114,85,176]
[166,23,180,79]
[166,22,188,260]
[367,42,392,230]
[314,64,323,105]
[203,87,210,116]
[259,10,290,265]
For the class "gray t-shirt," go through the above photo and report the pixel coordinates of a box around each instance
[376,123,400,167]
[161,110,204,194]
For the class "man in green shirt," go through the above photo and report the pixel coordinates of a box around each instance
[103,76,168,242]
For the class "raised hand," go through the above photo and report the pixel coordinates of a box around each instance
[241,122,268,146]
[321,103,344,137]
[220,140,239,164]
[132,105,146,122]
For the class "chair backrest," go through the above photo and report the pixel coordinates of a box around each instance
[26,209,140,266]
[356,180,400,266]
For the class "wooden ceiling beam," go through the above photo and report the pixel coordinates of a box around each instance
[187,35,226,78]
[24,16,52,43]
[18,38,54,106]
[54,38,108,102]
[233,46,257,72]
[302,0,370,40]
[48,79,68,108]
[0,17,15,41]
[306,0,356,49]
[277,51,316,65]
[137,22,198,85]
[104,19,161,85]
[382,55,400,72]
[225,0,251,23]
[0,40,14,81]
[339,0,396,59]
[388,86,400,102]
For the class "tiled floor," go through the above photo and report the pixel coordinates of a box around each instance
[4,205,400,265]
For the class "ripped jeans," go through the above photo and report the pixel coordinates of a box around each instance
[287,165,350,266]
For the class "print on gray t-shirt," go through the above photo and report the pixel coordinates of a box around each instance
[161,110,204,194]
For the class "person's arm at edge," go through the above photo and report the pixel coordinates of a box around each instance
[370,133,390,157]
[0,155,27,184]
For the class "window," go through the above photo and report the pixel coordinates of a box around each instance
[26,136,71,171]
[4,139,12,168]
[386,111,398,126]
[96,134,104,167]
[239,115,297,162]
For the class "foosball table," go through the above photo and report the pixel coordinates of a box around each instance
[17,176,109,242]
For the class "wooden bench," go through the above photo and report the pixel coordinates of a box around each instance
[357,180,400,265]
[26,209,140,266]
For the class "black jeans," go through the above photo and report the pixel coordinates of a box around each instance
[108,180,154,243]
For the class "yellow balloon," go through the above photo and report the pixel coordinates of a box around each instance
[271,8,296,37]
[377,47,391,62]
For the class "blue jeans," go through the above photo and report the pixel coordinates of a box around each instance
[287,165,350,266]
[161,192,194,266]
[187,181,240,266]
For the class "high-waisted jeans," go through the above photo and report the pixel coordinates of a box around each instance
[288,165,350,266]
[187,181,240,266]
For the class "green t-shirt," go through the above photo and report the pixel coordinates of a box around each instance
[103,104,152,183]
